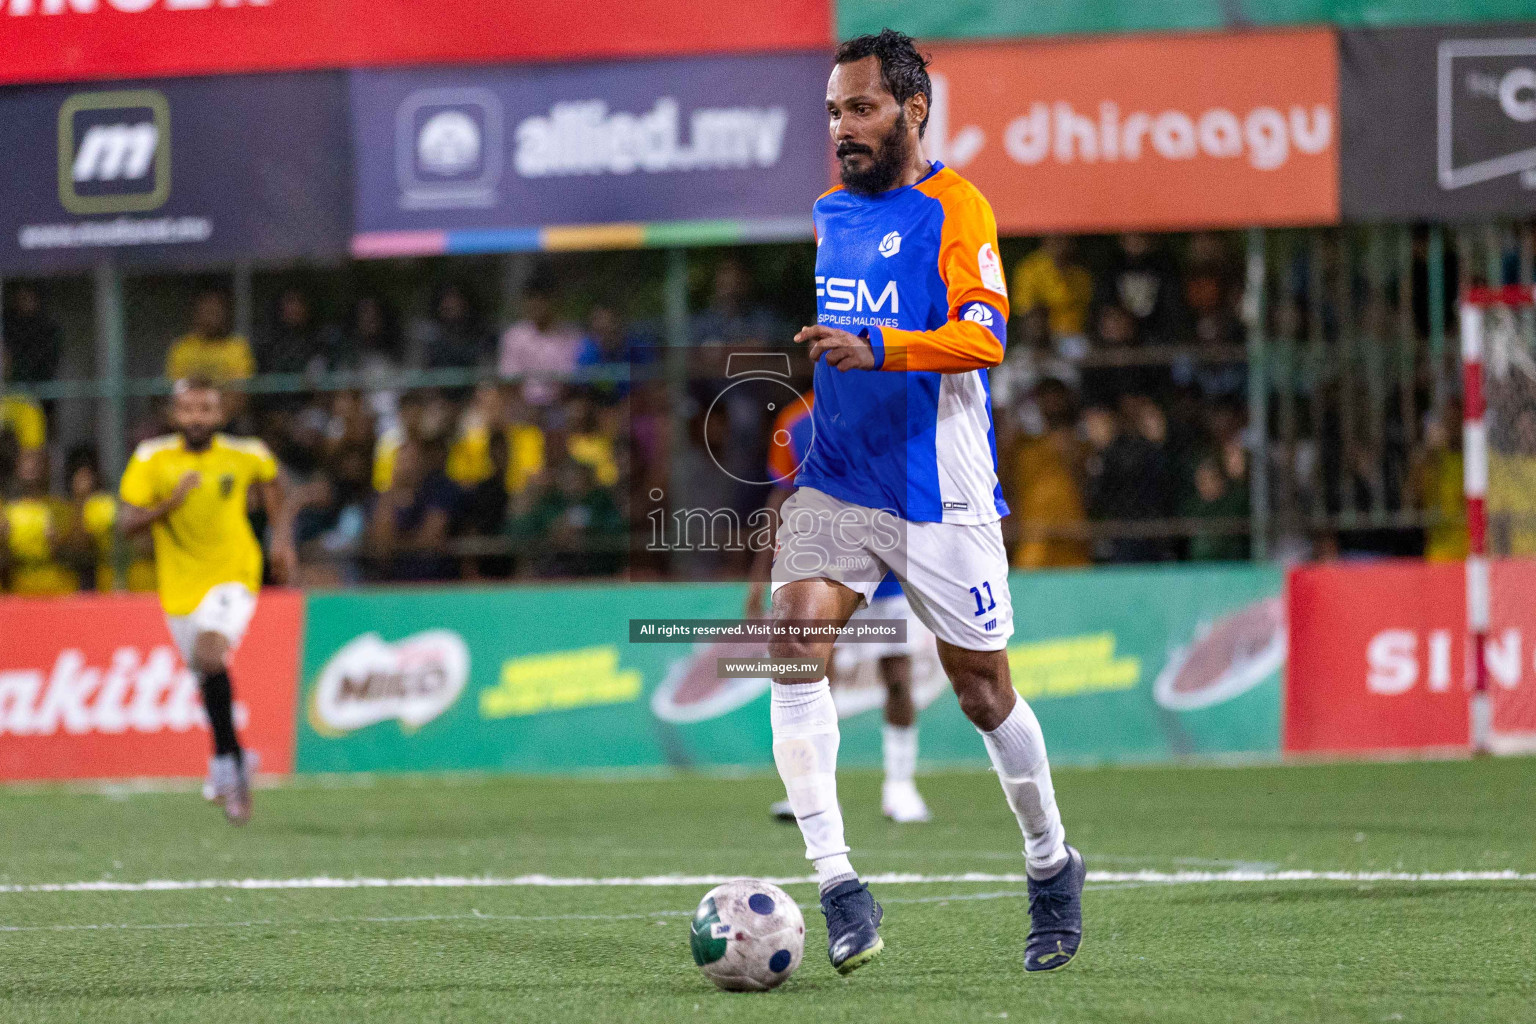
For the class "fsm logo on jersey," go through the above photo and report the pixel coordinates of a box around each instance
[56,89,170,215]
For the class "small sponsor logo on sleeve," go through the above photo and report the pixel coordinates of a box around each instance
[960,302,995,328]
[978,242,1007,295]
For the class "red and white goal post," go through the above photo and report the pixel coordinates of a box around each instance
[1460,285,1536,754]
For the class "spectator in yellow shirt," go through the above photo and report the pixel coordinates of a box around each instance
[1413,408,1467,562]
[165,291,255,386]
[1,448,84,596]
[1011,237,1093,356]
[67,445,156,592]
[1003,380,1090,570]
[0,391,46,454]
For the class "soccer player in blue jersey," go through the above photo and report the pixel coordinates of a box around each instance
[748,390,932,825]
[766,30,1085,975]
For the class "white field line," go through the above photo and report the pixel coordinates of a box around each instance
[2,869,1535,895]
[0,887,1147,934]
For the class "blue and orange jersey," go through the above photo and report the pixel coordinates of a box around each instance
[767,389,901,600]
[798,161,1010,525]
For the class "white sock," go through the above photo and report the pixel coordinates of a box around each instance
[882,723,918,785]
[771,679,857,893]
[980,696,1067,878]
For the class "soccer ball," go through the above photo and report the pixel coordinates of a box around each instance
[689,879,805,991]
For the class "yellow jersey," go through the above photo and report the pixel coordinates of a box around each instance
[164,333,256,385]
[118,433,277,615]
[3,496,79,596]
[373,422,549,493]
[1011,249,1093,339]
[0,393,46,452]
[81,491,157,592]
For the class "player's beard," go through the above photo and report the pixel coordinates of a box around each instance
[837,113,913,196]
[180,425,214,451]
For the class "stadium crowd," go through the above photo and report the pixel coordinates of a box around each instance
[0,231,1489,593]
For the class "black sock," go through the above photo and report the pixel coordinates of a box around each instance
[198,669,242,761]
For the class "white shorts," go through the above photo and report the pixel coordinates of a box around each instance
[165,582,258,662]
[771,486,1014,651]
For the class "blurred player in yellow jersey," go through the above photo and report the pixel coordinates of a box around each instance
[118,378,296,824]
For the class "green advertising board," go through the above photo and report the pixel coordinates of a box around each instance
[838,1,1534,41]
[294,565,1284,775]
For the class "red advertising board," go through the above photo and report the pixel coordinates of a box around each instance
[0,589,302,780]
[1285,560,1536,755]
[924,29,1340,233]
[0,0,831,87]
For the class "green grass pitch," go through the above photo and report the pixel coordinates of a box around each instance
[1,757,1532,1023]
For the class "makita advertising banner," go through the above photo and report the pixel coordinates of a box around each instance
[921,30,1340,233]
[0,0,829,88]
[0,72,350,274]
[1341,22,1536,220]
[349,54,831,257]
[294,567,1284,776]
[0,590,302,781]
[1285,560,1536,756]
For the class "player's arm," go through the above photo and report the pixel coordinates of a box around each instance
[118,471,199,536]
[877,190,1009,372]
[260,469,299,586]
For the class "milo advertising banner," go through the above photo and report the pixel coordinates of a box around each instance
[294,565,1283,775]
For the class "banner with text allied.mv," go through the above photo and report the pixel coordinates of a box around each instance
[348,54,832,257]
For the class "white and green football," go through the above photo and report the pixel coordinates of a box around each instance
[689,879,805,991]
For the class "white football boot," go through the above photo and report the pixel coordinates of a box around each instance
[203,749,259,801]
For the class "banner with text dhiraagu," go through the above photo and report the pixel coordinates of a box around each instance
[293,566,1283,776]
[923,30,1340,233]
[348,53,831,258]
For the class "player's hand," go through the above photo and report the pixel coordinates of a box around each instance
[170,471,201,507]
[794,324,877,372]
[268,537,299,586]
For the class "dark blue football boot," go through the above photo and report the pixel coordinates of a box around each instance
[820,879,884,975]
[1025,844,1085,972]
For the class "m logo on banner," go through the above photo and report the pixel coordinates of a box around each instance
[57,89,170,215]
[1437,38,1536,190]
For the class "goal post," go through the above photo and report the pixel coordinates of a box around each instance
[1460,285,1536,755]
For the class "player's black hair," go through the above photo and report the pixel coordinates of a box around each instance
[835,29,932,137]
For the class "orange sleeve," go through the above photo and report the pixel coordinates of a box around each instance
[874,186,1010,373]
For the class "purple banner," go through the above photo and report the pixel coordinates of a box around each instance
[350,53,831,254]
[0,72,351,274]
